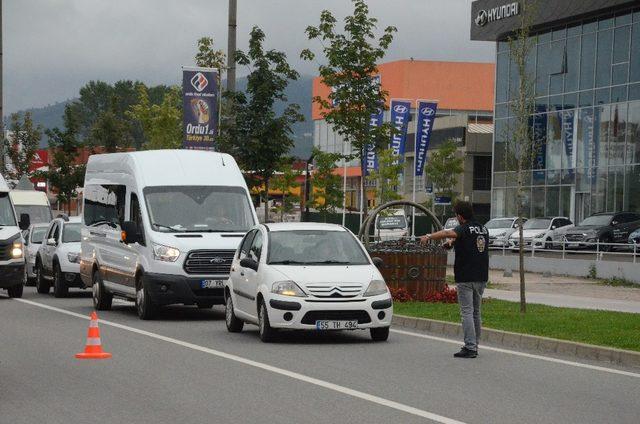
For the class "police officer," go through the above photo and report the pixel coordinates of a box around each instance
[420,201,489,358]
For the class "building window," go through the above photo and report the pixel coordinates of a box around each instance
[473,156,492,191]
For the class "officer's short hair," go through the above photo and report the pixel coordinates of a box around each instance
[453,201,474,220]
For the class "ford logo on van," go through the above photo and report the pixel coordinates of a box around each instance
[210,257,225,264]
[393,104,408,114]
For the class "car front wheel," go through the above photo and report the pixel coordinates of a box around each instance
[35,262,50,294]
[370,326,390,342]
[92,270,112,311]
[136,279,157,320]
[225,295,244,333]
[258,300,276,342]
[53,263,69,298]
[7,283,24,298]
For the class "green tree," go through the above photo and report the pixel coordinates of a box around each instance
[90,104,132,153]
[219,26,303,222]
[195,37,226,70]
[38,106,86,215]
[310,148,343,222]
[301,0,397,218]
[366,148,402,207]
[271,160,301,222]
[128,85,183,150]
[424,139,464,201]
[2,112,42,181]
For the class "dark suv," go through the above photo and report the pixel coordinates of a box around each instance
[563,212,640,251]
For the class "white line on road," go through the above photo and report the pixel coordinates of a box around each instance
[391,329,640,379]
[15,298,465,424]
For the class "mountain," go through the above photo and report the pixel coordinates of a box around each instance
[4,75,315,158]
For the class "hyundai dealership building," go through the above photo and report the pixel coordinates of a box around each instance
[471,1,640,223]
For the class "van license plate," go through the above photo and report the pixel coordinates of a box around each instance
[200,279,225,289]
[315,320,358,330]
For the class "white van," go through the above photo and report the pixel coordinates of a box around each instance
[0,175,30,298]
[10,190,53,224]
[374,209,409,241]
[80,150,258,319]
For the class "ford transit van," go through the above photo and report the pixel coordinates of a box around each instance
[0,174,30,297]
[80,150,258,319]
[10,190,53,224]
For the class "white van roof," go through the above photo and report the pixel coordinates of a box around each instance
[9,190,50,206]
[0,174,9,192]
[85,150,244,189]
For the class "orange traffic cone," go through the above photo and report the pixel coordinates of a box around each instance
[75,311,112,359]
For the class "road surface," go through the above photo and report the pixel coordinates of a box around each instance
[1,287,639,424]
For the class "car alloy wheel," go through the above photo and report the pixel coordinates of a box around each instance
[225,295,244,333]
[135,281,156,320]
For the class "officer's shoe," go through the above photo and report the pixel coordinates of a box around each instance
[453,347,478,358]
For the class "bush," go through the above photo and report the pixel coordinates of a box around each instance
[424,284,458,303]
[389,287,413,302]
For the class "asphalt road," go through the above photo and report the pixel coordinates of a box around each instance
[2,287,639,424]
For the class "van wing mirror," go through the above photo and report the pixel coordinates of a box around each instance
[121,221,141,244]
[240,257,259,271]
[19,213,30,231]
[47,238,57,246]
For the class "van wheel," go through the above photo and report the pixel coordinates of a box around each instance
[370,326,390,342]
[92,270,112,311]
[136,279,157,320]
[225,295,244,333]
[258,301,276,342]
[7,283,24,298]
[35,262,50,294]
[53,263,69,298]
[545,238,553,250]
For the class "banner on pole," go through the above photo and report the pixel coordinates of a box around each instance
[389,99,411,163]
[414,101,438,177]
[364,108,384,176]
[182,66,219,149]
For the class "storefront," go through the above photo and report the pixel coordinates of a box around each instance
[471,0,640,222]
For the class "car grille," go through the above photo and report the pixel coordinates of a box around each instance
[565,234,584,242]
[301,310,372,325]
[305,283,363,298]
[0,240,13,260]
[183,250,235,275]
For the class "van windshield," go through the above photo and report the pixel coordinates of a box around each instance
[14,205,52,224]
[0,193,17,226]
[144,186,255,233]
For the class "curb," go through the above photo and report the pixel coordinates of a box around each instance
[392,315,640,369]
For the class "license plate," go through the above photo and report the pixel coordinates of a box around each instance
[315,320,358,330]
[200,279,225,289]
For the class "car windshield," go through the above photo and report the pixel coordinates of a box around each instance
[579,215,613,226]
[0,193,17,226]
[31,227,48,243]
[444,218,458,229]
[14,205,52,224]
[268,230,370,265]
[523,218,551,230]
[144,186,255,233]
[62,223,82,243]
[485,219,513,229]
[377,215,407,230]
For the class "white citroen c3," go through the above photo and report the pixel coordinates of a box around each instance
[224,222,393,342]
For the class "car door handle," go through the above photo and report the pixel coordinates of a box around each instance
[240,270,245,276]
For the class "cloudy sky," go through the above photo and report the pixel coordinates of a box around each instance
[3,0,494,114]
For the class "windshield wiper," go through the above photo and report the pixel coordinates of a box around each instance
[152,223,182,232]
[305,260,351,265]
[269,260,308,265]
[90,220,117,229]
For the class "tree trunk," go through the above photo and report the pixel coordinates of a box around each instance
[263,178,270,223]
[360,156,368,229]
[517,184,526,314]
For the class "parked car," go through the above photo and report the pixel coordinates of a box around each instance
[443,217,458,230]
[628,228,640,253]
[485,217,524,247]
[224,222,393,342]
[35,216,83,297]
[374,209,409,241]
[22,223,49,286]
[0,174,30,298]
[508,217,573,250]
[562,212,640,252]
[80,150,258,319]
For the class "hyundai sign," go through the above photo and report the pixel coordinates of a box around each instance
[389,99,411,164]
[414,101,438,177]
[182,66,219,149]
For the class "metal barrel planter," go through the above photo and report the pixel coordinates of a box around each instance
[359,201,448,299]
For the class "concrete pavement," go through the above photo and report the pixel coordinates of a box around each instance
[2,287,640,424]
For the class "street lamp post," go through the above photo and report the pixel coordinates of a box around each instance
[227,0,237,92]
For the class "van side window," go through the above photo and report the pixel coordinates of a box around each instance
[249,231,263,262]
[52,223,60,242]
[84,184,126,229]
[46,223,56,241]
[238,230,256,259]
[130,193,145,246]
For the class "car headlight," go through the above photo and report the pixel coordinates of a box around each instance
[152,243,180,262]
[495,232,506,238]
[364,279,389,297]
[534,232,545,238]
[271,281,307,297]
[67,252,80,263]
[11,241,23,259]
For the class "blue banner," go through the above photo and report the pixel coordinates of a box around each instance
[414,101,438,177]
[182,67,219,149]
[531,108,547,184]
[389,100,411,163]
[364,108,384,176]
[562,110,575,177]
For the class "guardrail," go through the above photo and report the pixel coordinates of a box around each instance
[489,239,639,263]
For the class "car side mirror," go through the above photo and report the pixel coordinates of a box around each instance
[47,238,57,246]
[240,257,259,271]
[121,221,142,244]
[19,213,30,231]
[551,225,556,230]
[372,257,384,268]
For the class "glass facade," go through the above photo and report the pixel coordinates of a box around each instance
[492,7,640,223]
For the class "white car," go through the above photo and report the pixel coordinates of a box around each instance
[485,217,523,247]
[509,217,573,250]
[224,223,393,342]
[35,216,83,297]
[22,223,49,286]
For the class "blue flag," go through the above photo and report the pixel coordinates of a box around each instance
[364,108,384,176]
[414,101,438,177]
[389,100,411,164]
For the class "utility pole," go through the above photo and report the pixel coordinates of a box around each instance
[0,0,4,174]
[226,0,237,92]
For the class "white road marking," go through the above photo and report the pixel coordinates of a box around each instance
[391,329,640,379]
[15,298,464,424]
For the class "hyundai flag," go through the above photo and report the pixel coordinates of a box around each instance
[414,101,438,177]
[182,66,219,149]
[364,108,384,176]
[389,99,411,163]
